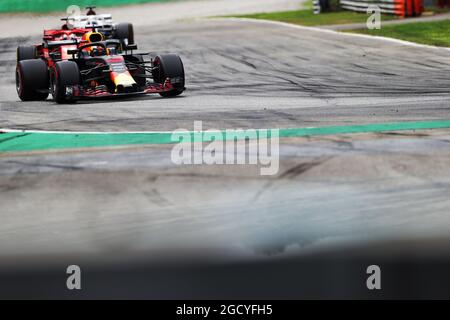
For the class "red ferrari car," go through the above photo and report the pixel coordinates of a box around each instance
[16,23,185,103]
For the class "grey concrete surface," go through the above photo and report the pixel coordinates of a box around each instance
[1,131,450,257]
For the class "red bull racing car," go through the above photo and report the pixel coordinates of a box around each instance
[16,26,185,103]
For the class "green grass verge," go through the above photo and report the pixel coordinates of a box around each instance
[232,9,398,27]
[346,19,450,47]
[0,0,172,14]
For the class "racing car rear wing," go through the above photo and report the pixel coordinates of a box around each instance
[46,39,87,48]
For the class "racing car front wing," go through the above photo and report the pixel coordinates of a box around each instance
[72,77,178,99]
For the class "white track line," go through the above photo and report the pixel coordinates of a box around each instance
[0,128,276,134]
[211,17,450,52]
[0,128,194,134]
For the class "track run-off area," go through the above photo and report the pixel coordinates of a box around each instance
[1,0,450,267]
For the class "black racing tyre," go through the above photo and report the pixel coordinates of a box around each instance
[115,22,134,45]
[152,54,185,97]
[52,61,80,104]
[17,46,36,62]
[16,59,49,101]
[126,54,146,88]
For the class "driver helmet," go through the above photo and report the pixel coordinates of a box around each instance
[90,46,106,57]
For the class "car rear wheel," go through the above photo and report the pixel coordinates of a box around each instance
[152,54,185,97]
[17,46,36,62]
[16,59,49,101]
[115,23,134,46]
[52,61,80,104]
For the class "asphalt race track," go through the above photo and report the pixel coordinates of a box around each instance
[2,19,450,131]
[1,2,450,298]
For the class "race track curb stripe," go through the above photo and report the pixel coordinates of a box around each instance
[1,120,450,152]
[0,0,169,13]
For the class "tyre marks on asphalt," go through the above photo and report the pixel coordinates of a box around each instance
[1,19,450,131]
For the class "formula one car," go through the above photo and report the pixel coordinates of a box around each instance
[16,31,185,103]
[63,6,134,46]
